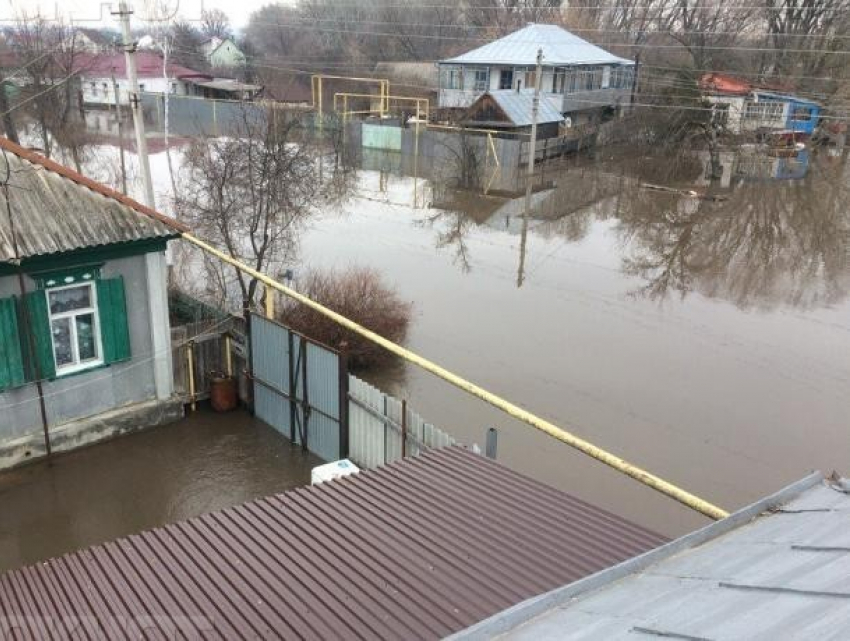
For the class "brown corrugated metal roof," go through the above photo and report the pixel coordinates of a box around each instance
[0,446,666,639]
[0,137,187,262]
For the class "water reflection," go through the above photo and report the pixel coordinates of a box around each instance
[618,150,850,309]
[426,145,849,311]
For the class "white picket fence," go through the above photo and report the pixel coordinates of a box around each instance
[348,374,454,469]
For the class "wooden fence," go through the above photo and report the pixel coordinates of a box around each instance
[171,318,249,406]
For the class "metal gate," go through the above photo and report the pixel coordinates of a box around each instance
[250,313,348,462]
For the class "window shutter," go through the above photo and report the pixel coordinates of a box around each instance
[97,277,131,364]
[0,295,26,390]
[23,289,56,381]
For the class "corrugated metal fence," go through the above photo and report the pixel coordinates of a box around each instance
[348,375,454,469]
[250,314,348,462]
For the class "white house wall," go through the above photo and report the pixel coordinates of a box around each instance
[82,76,190,106]
[438,64,632,113]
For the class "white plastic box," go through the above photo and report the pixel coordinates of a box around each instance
[311,459,360,485]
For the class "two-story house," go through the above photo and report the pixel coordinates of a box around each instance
[438,23,635,125]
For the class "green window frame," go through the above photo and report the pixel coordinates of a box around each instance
[9,268,133,383]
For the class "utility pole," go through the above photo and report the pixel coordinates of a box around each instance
[114,1,155,209]
[517,48,543,288]
[112,71,127,195]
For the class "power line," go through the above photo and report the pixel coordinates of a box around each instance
[248,15,850,41]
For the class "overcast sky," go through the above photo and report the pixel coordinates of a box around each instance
[1,0,280,30]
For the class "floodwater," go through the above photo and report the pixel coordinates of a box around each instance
[0,409,320,573]
[298,144,850,537]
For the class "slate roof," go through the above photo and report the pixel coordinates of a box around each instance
[442,24,632,67]
[452,471,850,641]
[0,446,666,640]
[0,137,186,262]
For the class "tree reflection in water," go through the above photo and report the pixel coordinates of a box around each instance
[618,150,850,310]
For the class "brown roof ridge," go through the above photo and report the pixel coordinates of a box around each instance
[0,135,189,233]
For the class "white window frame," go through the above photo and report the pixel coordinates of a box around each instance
[744,101,784,123]
[472,68,489,92]
[46,282,104,375]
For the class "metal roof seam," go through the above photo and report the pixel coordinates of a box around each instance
[177,516,294,637]
[348,468,579,594]
[166,521,273,638]
[144,528,256,637]
[429,448,667,543]
[375,452,664,566]
[269,486,480,631]
[320,472,545,601]
[216,501,389,640]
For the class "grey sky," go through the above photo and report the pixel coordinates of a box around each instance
[1,0,280,29]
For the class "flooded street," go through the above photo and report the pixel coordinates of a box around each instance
[0,409,320,573]
[5,135,843,560]
[298,147,850,536]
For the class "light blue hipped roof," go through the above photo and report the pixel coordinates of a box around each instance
[442,24,633,67]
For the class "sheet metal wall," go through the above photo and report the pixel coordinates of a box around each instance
[250,314,344,462]
[349,374,454,469]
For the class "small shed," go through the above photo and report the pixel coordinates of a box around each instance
[464,90,565,137]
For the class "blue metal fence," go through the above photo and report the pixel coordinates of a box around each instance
[250,314,348,462]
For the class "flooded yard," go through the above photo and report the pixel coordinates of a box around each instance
[0,409,320,573]
[297,146,850,536]
[11,135,844,553]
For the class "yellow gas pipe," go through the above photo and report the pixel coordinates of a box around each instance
[181,232,729,521]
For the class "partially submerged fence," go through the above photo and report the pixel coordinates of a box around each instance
[250,313,348,463]
[348,375,454,468]
[171,317,248,406]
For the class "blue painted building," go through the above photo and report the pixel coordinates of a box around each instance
[702,74,821,138]
[752,92,821,136]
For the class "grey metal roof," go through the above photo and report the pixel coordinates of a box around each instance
[0,446,666,640]
[0,138,185,262]
[453,472,850,641]
[483,90,565,126]
[442,24,632,67]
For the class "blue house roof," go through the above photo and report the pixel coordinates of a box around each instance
[754,91,821,108]
[441,24,632,67]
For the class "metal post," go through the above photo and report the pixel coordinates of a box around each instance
[186,340,196,412]
[630,52,641,113]
[225,334,233,377]
[300,335,309,452]
[114,1,155,209]
[485,428,498,459]
[401,399,407,458]
[338,346,349,459]
[518,48,543,289]
[265,286,274,319]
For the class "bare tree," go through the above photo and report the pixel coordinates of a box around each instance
[763,0,850,81]
[12,14,89,159]
[201,8,232,40]
[168,20,205,70]
[176,108,318,314]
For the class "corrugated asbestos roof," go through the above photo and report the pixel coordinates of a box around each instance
[442,24,632,67]
[0,446,665,640]
[485,90,565,126]
[453,472,850,641]
[0,137,186,262]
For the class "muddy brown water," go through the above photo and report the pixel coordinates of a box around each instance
[299,147,850,537]
[0,409,320,573]
[1,143,845,572]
